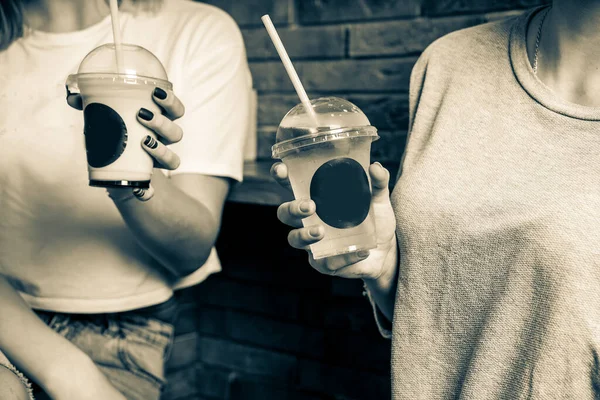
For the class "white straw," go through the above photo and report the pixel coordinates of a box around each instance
[109,0,124,73]
[261,14,319,126]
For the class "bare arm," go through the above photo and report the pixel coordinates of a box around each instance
[0,276,125,399]
[109,171,230,278]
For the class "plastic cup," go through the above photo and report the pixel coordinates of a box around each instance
[272,97,380,259]
[66,44,172,188]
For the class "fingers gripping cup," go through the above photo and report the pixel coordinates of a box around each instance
[272,97,379,260]
[66,44,172,188]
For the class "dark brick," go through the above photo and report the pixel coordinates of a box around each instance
[349,16,484,57]
[164,366,198,400]
[346,95,409,132]
[330,278,364,298]
[190,276,304,321]
[227,376,325,400]
[250,58,417,93]
[198,0,288,26]
[196,364,233,399]
[173,303,199,335]
[297,359,391,399]
[196,308,326,357]
[219,253,330,292]
[422,0,549,16]
[189,275,329,326]
[257,127,277,160]
[323,297,380,333]
[167,333,199,371]
[198,337,297,380]
[323,331,391,373]
[242,26,345,60]
[371,130,408,164]
[298,0,420,23]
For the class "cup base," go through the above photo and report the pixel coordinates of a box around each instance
[89,180,150,189]
[311,241,377,260]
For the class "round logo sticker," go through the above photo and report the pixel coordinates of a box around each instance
[84,103,127,168]
[309,157,371,229]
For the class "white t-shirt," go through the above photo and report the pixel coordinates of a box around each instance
[0,0,252,313]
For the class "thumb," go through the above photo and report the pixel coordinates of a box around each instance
[369,162,391,201]
[133,185,155,202]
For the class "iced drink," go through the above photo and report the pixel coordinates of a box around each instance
[272,97,379,259]
[66,44,172,188]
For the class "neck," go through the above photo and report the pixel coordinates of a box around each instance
[23,0,110,33]
[534,1,600,106]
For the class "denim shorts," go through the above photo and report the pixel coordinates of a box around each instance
[31,297,178,400]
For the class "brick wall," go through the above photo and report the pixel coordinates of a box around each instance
[163,1,549,399]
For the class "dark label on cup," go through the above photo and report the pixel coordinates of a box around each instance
[83,103,127,168]
[309,157,371,229]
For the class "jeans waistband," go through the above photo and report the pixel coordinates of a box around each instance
[34,296,179,325]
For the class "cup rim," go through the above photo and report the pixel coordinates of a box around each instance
[271,126,379,159]
[66,73,173,92]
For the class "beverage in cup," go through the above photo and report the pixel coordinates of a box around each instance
[66,43,172,188]
[272,97,379,259]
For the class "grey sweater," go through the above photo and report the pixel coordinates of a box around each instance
[375,6,600,399]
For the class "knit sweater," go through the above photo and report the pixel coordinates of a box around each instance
[377,6,600,399]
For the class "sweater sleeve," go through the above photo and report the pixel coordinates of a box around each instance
[364,50,431,339]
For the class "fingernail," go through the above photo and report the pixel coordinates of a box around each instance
[309,226,321,237]
[374,162,383,168]
[138,108,154,121]
[153,87,167,100]
[144,135,158,149]
[300,201,311,213]
[357,250,370,258]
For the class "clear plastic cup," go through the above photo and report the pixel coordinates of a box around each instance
[66,44,173,188]
[272,97,379,259]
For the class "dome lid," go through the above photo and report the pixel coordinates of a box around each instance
[272,97,378,159]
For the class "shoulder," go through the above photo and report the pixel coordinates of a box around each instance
[159,0,243,47]
[415,15,520,76]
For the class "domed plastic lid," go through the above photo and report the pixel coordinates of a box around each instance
[66,43,172,91]
[272,97,378,159]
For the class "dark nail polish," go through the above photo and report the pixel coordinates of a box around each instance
[144,135,158,149]
[153,87,167,100]
[138,108,154,121]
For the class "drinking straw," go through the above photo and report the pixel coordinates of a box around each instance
[261,14,319,126]
[109,0,124,73]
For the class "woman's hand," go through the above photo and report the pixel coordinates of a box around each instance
[137,87,184,172]
[105,87,185,202]
[271,161,398,282]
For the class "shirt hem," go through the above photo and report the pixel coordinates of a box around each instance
[20,287,175,314]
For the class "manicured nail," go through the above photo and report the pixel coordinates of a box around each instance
[153,87,167,100]
[300,201,311,213]
[357,250,370,258]
[309,226,321,237]
[138,108,154,121]
[374,162,383,168]
[144,135,158,149]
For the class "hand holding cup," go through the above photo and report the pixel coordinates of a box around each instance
[271,161,397,280]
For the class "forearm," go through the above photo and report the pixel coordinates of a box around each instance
[362,243,399,322]
[0,277,122,398]
[109,171,220,277]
